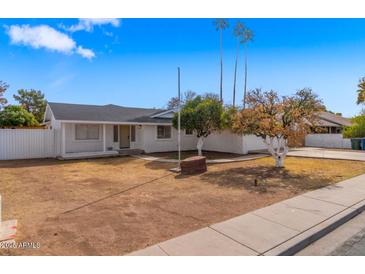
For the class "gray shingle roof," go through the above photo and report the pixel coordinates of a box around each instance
[48,102,172,124]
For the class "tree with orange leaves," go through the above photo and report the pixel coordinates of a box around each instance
[232,88,323,167]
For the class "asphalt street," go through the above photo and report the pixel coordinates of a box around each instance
[331,226,365,255]
[297,211,365,256]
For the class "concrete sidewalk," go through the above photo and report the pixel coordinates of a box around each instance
[128,174,365,256]
[287,147,365,161]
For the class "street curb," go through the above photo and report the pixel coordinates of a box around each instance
[263,200,365,256]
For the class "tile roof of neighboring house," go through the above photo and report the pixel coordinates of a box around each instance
[317,111,352,127]
[48,102,171,124]
[316,119,344,127]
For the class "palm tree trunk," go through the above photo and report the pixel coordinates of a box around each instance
[232,41,239,107]
[220,28,223,102]
[243,43,248,109]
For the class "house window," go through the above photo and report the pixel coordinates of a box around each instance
[131,125,136,142]
[157,125,171,139]
[75,124,100,140]
[185,129,193,135]
[113,125,118,142]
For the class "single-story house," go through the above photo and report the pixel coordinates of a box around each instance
[43,102,353,159]
[44,102,269,159]
[305,112,353,149]
[0,102,354,161]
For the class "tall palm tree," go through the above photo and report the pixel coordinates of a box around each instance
[0,81,9,110]
[357,77,365,105]
[232,21,245,107]
[242,28,254,109]
[213,19,229,102]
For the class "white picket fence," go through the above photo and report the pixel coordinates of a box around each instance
[0,129,55,160]
[305,133,351,149]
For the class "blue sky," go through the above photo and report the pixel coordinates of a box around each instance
[1,18,365,117]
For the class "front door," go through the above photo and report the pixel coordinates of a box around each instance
[120,125,130,148]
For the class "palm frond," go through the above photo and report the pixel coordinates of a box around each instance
[213,18,229,31]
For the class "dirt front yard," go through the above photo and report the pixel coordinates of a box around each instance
[1,155,365,255]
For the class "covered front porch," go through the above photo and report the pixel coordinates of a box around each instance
[59,122,143,159]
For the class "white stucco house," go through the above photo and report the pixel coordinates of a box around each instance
[41,102,353,160]
[43,102,268,159]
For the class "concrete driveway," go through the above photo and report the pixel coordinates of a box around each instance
[288,147,365,161]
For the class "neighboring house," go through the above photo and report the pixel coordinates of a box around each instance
[44,102,268,159]
[305,112,353,149]
[315,112,352,134]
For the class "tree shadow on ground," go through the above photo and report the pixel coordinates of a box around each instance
[0,158,79,168]
[143,160,176,170]
[199,165,334,193]
[92,156,136,166]
[146,150,244,160]
[0,155,136,169]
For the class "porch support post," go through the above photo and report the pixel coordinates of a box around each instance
[61,122,66,156]
[103,124,106,152]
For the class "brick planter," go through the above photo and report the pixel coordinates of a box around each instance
[180,156,207,174]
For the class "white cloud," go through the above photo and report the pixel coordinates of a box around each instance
[76,46,95,60]
[64,18,120,33]
[6,24,95,60]
[8,24,75,54]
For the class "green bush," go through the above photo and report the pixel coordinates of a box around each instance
[343,115,365,138]
[172,95,227,138]
[0,105,39,127]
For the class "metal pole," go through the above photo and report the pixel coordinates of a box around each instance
[178,67,181,169]
[243,43,248,109]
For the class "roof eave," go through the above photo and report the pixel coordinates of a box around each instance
[56,119,172,126]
